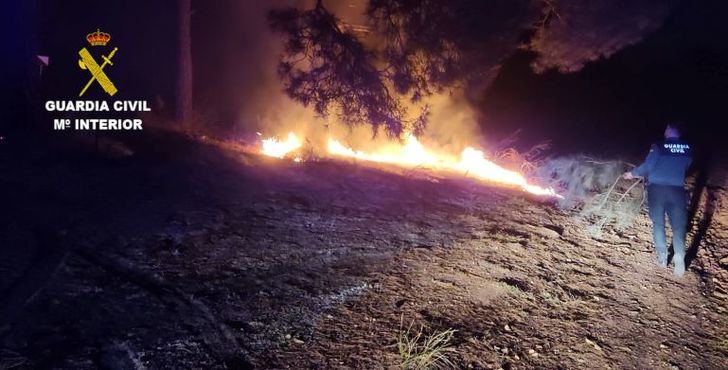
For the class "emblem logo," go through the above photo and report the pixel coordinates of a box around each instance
[78,29,118,97]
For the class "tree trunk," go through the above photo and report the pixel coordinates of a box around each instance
[176,0,193,124]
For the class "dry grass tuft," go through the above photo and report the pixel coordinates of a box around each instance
[397,318,457,370]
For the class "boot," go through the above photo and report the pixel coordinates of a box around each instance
[673,255,685,277]
[656,252,667,268]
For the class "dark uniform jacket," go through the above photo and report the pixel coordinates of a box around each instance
[632,138,692,187]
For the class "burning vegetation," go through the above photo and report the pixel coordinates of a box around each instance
[260,132,302,159]
[5,0,728,369]
[265,0,677,136]
[260,131,558,196]
[250,0,679,201]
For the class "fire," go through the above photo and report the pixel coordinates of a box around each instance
[260,132,302,158]
[454,147,557,196]
[261,132,558,197]
[328,135,557,196]
[327,135,444,167]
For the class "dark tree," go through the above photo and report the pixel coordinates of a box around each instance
[269,0,677,137]
[269,0,411,136]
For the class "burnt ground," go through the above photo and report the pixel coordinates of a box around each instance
[1,132,727,369]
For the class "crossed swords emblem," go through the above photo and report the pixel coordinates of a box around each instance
[78,47,118,97]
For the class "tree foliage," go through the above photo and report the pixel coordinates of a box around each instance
[268,0,677,136]
[269,2,410,136]
[528,0,677,72]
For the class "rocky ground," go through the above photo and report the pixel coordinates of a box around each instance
[1,132,726,369]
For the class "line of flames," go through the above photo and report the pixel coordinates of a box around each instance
[259,132,559,197]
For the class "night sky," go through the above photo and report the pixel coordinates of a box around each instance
[483,0,728,156]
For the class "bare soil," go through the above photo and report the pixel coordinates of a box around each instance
[1,133,726,369]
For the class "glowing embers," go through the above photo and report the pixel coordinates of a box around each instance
[260,132,302,159]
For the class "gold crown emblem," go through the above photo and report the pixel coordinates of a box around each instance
[86,29,111,46]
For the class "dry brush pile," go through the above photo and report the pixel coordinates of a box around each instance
[536,155,645,236]
[488,133,645,237]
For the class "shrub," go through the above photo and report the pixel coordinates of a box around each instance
[535,156,645,236]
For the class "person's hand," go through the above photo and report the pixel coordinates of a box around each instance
[622,172,636,180]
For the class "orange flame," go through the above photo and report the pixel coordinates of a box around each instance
[260,132,302,158]
[261,132,559,197]
[328,135,558,197]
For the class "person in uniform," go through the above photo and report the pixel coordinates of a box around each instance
[623,123,692,276]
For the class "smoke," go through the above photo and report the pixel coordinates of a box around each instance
[246,0,369,137]
[193,1,360,135]
[198,0,678,155]
[416,93,484,154]
[195,0,481,155]
[192,0,316,134]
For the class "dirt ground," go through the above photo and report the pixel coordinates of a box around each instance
[1,133,727,369]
